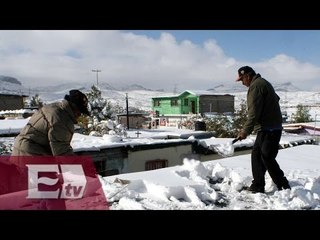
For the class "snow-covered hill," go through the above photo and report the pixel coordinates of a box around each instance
[207,81,302,93]
[0,75,28,95]
[1,79,320,118]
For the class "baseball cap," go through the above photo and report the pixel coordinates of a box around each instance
[65,90,90,116]
[236,66,255,81]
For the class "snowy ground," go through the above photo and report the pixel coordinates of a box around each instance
[102,145,320,210]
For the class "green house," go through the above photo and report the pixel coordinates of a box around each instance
[152,90,234,116]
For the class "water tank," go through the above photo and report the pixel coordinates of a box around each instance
[195,121,206,131]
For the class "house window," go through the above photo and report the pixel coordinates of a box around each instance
[154,100,161,107]
[145,159,168,171]
[171,99,178,106]
[184,99,189,106]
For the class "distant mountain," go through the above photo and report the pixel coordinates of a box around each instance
[155,89,165,92]
[36,82,87,93]
[0,75,21,85]
[273,82,301,92]
[121,84,154,91]
[10,82,171,110]
[37,83,154,93]
[96,82,118,91]
[0,75,28,95]
[207,81,301,93]
[207,83,246,93]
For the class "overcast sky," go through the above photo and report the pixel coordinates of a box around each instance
[1,30,320,91]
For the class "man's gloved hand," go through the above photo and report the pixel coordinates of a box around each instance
[237,130,247,140]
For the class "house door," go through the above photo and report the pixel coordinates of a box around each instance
[191,101,196,113]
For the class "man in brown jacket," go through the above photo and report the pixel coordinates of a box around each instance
[236,66,291,193]
[11,89,89,156]
[6,90,90,209]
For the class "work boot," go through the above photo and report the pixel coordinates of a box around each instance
[247,184,265,193]
[277,177,291,191]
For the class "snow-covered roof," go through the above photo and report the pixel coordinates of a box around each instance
[183,90,233,96]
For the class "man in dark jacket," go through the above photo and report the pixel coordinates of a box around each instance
[236,66,291,193]
[11,89,89,157]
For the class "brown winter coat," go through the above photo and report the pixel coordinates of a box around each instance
[11,100,77,157]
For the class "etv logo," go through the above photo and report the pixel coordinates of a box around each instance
[26,164,87,199]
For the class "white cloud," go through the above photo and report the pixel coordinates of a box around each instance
[0,30,319,90]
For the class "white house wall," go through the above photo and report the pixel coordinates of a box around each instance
[127,145,193,172]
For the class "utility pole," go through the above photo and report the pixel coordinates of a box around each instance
[314,113,318,137]
[173,84,178,94]
[92,69,101,86]
[126,93,129,130]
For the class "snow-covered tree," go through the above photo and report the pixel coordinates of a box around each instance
[85,85,127,137]
[88,119,127,137]
[180,114,201,130]
[27,94,43,108]
[113,101,125,114]
[291,104,312,123]
[179,100,248,138]
[232,99,248,136]
[205,114,233,138]
[0,142,13,155]
[87,85,114,121]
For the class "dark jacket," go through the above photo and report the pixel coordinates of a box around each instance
[11,100,77,157]
[243,74,282,135]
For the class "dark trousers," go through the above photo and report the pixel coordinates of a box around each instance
[251,130,285,188]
